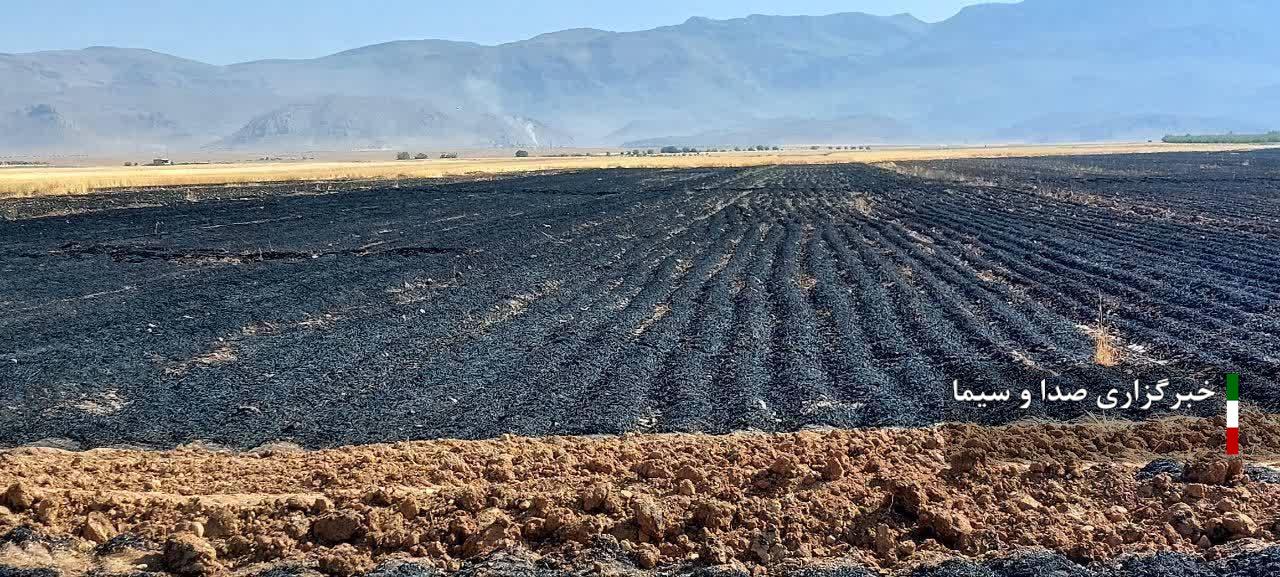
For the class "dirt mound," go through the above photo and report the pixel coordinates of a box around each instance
[2,416,1278,575]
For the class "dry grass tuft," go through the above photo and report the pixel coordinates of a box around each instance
[1093,301,1121,367]
[1094,328,1120,367]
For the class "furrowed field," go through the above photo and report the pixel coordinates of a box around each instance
[3,150,1279,449]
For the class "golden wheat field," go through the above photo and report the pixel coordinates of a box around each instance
[0,142,1268,198]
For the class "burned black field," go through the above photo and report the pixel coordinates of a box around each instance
[3,151,1279,449]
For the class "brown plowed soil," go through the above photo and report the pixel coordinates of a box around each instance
[2,416,1279,576]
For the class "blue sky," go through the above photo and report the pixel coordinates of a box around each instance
[3,0,1003,64]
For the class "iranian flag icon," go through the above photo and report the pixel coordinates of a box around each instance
[1227,373,1240,456]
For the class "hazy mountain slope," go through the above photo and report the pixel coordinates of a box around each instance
[0,47,267,151]
[490,12,931,136]
[217,96,572,150]
[869,0,1280,138]
[0,47,223,96]
[0,105,82,150]
[915,0,1280,61]
[1,1,1278,153]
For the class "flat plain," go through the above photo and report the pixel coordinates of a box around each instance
[2,150,1278,450]
[0,142,1265,198]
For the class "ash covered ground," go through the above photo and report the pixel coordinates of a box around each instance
[3,152,1280,450]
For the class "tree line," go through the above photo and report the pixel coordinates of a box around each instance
[1162,131,1280,144]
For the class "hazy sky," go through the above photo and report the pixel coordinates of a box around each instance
[3,0,1005,64]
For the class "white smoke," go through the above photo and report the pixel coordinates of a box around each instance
[524,120,539,146]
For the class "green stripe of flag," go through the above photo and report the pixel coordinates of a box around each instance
[1226,373,1240,401]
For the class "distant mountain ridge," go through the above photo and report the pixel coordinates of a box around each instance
[1,0,1278,152]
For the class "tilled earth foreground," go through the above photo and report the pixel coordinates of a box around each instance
[4,151,1280,449]
[2,417,1280,576]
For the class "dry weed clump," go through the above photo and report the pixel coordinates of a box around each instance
[1094,326,1120,367]
[1093,301,1121,367]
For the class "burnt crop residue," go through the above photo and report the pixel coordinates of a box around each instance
[2,155,1280,450]
[13,242,462,264]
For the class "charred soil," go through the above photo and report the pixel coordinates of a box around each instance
[3,152,1280,449]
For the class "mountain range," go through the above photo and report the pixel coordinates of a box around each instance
[2,0,1278,153]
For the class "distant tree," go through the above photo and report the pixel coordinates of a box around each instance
[396,151,412,160]
[413,153,429,159]
[661,146,680,154]
[515,150,530,158]
[646,149,655,155]
[440,152,459,159]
